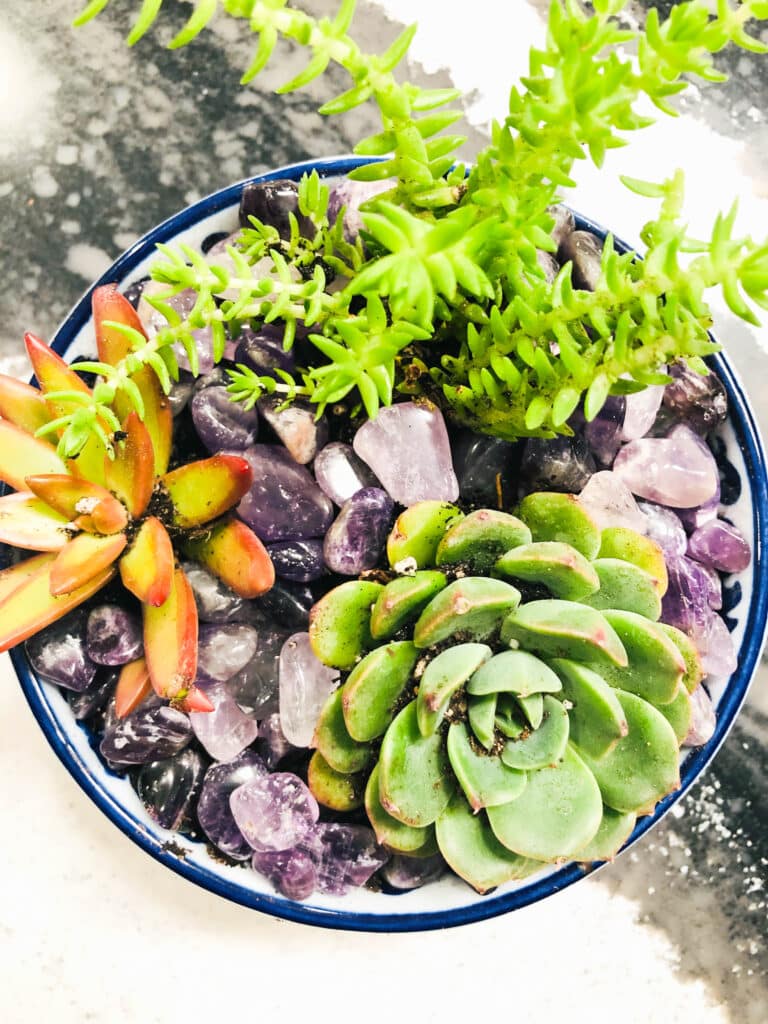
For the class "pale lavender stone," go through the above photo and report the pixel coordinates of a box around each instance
[307,823,389,895]
[687,519,751,574]
[583,396,624,467]
[100,706,192,765]
[353,402,459,505]
[266,540,326,583]
[251,847,318,901]
[314,442,381,506]
[234,324,296,376]
[621,382,665,440]
[327,178,394,241]
[191,385,258,452]
[138,284,214,374]
[86,605,143,666]
[256,713,298,768]
[230,773,319,852]
[382,853,447,891]
[661,556,715,636]
[684,686,716,746]
[25,609,97,692]
[257,395,328,464]
[323,487,395,576]
[697,561,723,611]
[612,425,719,508]
[677,481,720,533]
[637,502,687,556]
[190,682,259,762]
[197,750,268,860]
[697,612,737,678]
[227,627,288,718]
[196,623,259,684]
[278,632,340,747]
[236,445,334,542]
[183,561,249,623]
[578,471,647,533]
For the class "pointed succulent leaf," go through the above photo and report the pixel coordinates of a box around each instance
[342,641,419,741]
[413,577,521,647]
[583,558,662,619]
[495,541,600,600]
[0,375,52,434]
[49,532,127,596]
[182,518,275,599]
[378,701,455,827]
[25,474,128,535]
[308,751,365,812]
[386,501,464,568]
[656,622,704,693]
[92,283,147,365]
[176,686,215,713]
[0,559,115,653]
[120,516,174,606]
[549,658,628,760]
[501,600,628,668]
[67,430,110,489]
[468,692,497,750]
[0,552,56,604]
[309,580,383,669]
[0,493,72,551]
[500,696,570,770]
[517,691,544,729]
[114,366,173,477]
[488,744,603,861]
[416,642,492,736]
[435,510,532,572]
[435,794,541,894]
[161,454,253,528]
[574,806,637,862]
[446,723,527,811]
[657,684,692,744]
[577,690,681,815]
[370,570,447,640]
[595,610,685,705]
[598,527,668,596]
[143,567,198,701]
[313,687,373,774]
[104,411,155,519]
[467,649,562,698]
[365,762,436,853]
[0,420,68,491]
[517,493,601,559]
[115,657,152,718]
[24,332,91,414]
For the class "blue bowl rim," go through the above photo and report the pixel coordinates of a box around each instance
[9,154,768,932]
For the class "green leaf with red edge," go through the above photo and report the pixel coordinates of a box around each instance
[0,375,52,435]
[0,552,56,605]
[104,412,155,519]
[0,420,69,491]
[49,532,127,596]
[0,493,73,551]
[24,474,128,535]
[143,567,199,701]
[183,517,275,598]
[119,516,174,607]
[161,454,253,528]
[115,657,153,718]
[24,332,91,413]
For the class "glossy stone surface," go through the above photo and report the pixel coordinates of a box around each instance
[278,632,340,747]
[309,822,389,895]
[257,396,328,464]
[696,612,738,678]
[353,402,459,505]
[613,425,719,508]
[638,502,688,556]
[382,853,447,891]
[583,396,625,467]
[327,178,393,240]
[190,682,259,762]
[233,324,296,376]
[251,847,318,901]
[621,382,665,440]
[662,362,728,436]
[451,431,518,506]
[687,519,751,573]
[558,230,603,290]
[256,579,315,630]
[86,605,143,666]
[191,385,259,452]
[25,609,97,693]
[323,487,395,576]
[662,555,717,637]
[522,436,596,492]
[136,747,207,832]
[266,540,326,583]
[168,372,195,416]
[578,471,648,533]
[196,623,260,684]
[100,706,192,765]
[239,179,311,238]
[66,668,117,721]
[236,445,335,542]
[685,685,717,746]
[313,441,381,506]
[227,627,288,718]
[196,750,268,861]
[256,713,298,768]
[677,481,721,534]
[183,561,249,623]
[230,772,319,852]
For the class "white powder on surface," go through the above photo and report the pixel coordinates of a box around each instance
[65,242,112,281]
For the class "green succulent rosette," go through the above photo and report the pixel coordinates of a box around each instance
[307,496,703,894]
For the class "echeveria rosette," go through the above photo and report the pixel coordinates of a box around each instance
[306,498,703,894]
[0,285,275,714]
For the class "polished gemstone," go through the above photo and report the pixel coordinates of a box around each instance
[137,747,208,832]
[687,519,751,574]
[191,385,258,452]
[190,682,259,762]
[183,561,250,624]
[251,847,318,900]
[236,445,334,542]
[522,436,596,492]
[196,623,260,684]
[196,750,269,860]
[86,604,143,666]
[230,772,319,852]
[612,425,719,508]
[26,609,97,693]
[227,627,288,718]
[257,395,328,464]
[266,540,326,583]
[323,487,395,576]
[578,471,647,532]
[278,632,340,747]
[100,705,192,765]
[313,441,381,506]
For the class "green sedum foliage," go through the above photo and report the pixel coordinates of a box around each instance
[61,0,768,459]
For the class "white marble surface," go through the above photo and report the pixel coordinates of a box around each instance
[1,2,767,1021]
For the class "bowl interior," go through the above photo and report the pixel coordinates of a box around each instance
[10,156,768,931]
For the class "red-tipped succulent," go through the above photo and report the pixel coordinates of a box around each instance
[0,285,275,713]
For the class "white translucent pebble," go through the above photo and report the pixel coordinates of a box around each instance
[684,685,716,747]
[621,382,665,440]
[578,471,648,533]
[278,632,340,747]
[698,612,738,678]
[612,425,719,509]
[190,682,259,762]
[352,402,459,505]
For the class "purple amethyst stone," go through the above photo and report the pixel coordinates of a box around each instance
[266,539,326,582]
[236,445,334,542]
[25,609,97,692]
[196,750,268,860]
[251,847,318,901]
[323,487,395,576]
[100,705,192,765]
[687,518,751,574]
[191,385,259,452]
[86,604,143,666]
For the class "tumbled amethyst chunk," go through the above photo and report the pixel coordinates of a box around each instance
[251,847,318,901]
[612,424,719,508]
[522,436,596,492]
[86,604,143,666]
[100,705,192,765]
[26,609,97,692]
[137,747,207,832]
[327,178,393,241]
[256,713,298,768]
[230,773,319,852]
[227,627,288,718]
[696,611,737,677]
[637,502,687,556]
[314,442,381,506]
[190,682,259,762]
[196,623,259,684]
[234,324,295,376]
[309,823,389,895]
[266,539,326,583]
[687,519,751,574]
[183,561,249,623]
[239,179,312,238]
[661,555,716,637]
[382,853,447,891]
[662,362,728,436]
[677,480,720,534]
[621,382,665,440]
[138,284,214,375]
[323,487,395,576]
[578,471,647,533]
[191,385,258,452]
[257,579,314,630]
[196,750,268,860]
[66,668,117,720]
[236,445,334,542]
[257,396,328,464]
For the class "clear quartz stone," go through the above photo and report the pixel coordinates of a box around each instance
[190,682,259,762]
[684,685,717,746]
[612,425,719,508]
[578,471,648,532]
[196,623,260,684]
[621,381,665,440]
[183,561,249,623]
[278,632,340,747]
[313,442,381,506]
[230,773,319,852]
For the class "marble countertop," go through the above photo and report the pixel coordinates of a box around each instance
[1,3,766,1021]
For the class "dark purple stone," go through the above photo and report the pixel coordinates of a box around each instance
[100,705,192,765]
[266,540,326,583]
[183,561,250,623]
[227,627,288,718]
[452,431,519,507]
[323,487,395,576]
[196,750,268,860]
[234,324,296,376]
[304,823,389,895]
[191,385,258,452]
[662,362,728,436]
[687,519,751,574]
[257,395,328,464]
[196,623,260,684]
[583,396,625,467]
[66,668,117,721]
[239,179,312,238]
[251,847,318,900]
[382,853,446,891]
[236,445,334,542]
[256,579,314,630]
[25,609,97,692]
[661,555,717,636]
[521,436,596,493]
[558,230,603,291]
[86,604,143,666]
[137,747,208,832]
